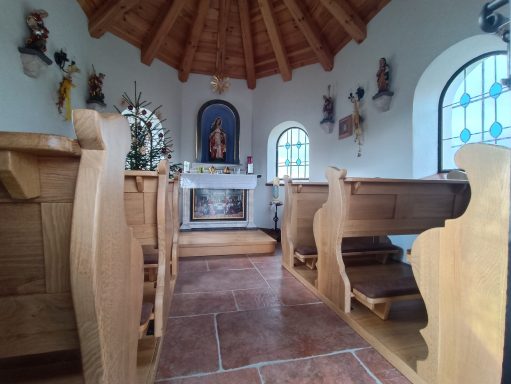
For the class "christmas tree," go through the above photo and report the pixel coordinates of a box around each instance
[116,82,179,175]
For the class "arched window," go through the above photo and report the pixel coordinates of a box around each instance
[276,127,309,179]
[439,51,509,172]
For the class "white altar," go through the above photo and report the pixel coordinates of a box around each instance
[180,173,258,230]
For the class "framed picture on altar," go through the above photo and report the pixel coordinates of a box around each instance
[196,100,240,164]
[191,188,246,221]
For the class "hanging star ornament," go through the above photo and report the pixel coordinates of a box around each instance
[211,74,230,94]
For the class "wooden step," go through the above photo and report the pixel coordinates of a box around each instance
[179,229,276,257]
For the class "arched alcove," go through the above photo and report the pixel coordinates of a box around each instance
[412,34,507,178]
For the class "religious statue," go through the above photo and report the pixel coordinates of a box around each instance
[376,57,390,93]
[209,117,227,162]
[24,10,49,53]
[320,85,335,133]
[87,65,106,105]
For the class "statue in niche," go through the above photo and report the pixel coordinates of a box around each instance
[376,57,390,93]
[209,117,227,162]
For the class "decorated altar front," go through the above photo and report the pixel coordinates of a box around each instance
[180,173,258,230]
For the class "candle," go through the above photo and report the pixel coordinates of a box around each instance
[273,177,279,186]
[272,177,280,201]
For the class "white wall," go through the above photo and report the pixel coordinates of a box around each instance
[0,0,182,161]
[251,0,491,228]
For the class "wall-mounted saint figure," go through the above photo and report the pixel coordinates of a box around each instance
[209,117,227,161]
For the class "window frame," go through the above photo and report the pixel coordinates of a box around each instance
[275,127,310,180]
[437,50,507,173]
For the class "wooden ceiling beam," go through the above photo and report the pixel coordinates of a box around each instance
[238,0,256,89]
[179,0,210,82]
[257,0,292,81]
[141,0,187,65]
[216,0,232,75]
[88,0,139,38]
[319,0,366,43]
[282,0,333,71]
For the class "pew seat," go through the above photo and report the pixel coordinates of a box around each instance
[348,262,420,320]
[294,237,402,269]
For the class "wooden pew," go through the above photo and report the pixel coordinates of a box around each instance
[281,177,402,274]
[0,110,144,383]
[124,163,179,339]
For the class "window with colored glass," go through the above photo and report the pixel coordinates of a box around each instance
[439,51,509,171]
[276,127,309,179]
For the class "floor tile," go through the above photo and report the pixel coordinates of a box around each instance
[233,287,281,311]
[267,277,321,305]
[260,353,375,384]
[161,368,261,384]
[157,315,219,379]
[253,261,291,280]
[175,269,267,293]
[355,349,411,384]
[248,253,282,263]
[207,255,254,271]
[170,292,237,317]
[217,304,368,369]
[179,258,208,273]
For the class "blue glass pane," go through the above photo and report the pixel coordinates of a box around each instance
[285,159,290,166]
[460,128,471,143]
[460,93,471,108]
[285,142,291,150]
[490,121,503,138]
[296,158,301,165]
[296,141,302,149]
[489,82,502,98]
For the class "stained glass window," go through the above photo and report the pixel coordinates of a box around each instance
[276,128,309,179]
[439,51,509,171]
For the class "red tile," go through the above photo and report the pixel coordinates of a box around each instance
[253,262,291,279]
[233,287,281,311]
[217,304,368,369]
[355,349,411,384]
[157,315,219,379]
[179,258,208,273]
[170,292,237,316]
[267,277,320,305]
[161,368,261,384]
[207,255,254,271]
[260,353,375,384]
[175,269,267,293]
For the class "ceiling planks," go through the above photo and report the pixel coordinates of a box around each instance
[141,0,188,65]
[318,0,367,43]
[179,0,210,82]
[257,0,292,81]
[88,0,139,38]
[78,0,390,87]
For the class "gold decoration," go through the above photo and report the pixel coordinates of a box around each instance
[211,74,230,94]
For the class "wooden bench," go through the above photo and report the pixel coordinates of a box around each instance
[124,163,179,339]
[0,110,145,382]
[281,177,402,274]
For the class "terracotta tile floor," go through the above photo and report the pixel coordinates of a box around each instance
[157,246,410,383]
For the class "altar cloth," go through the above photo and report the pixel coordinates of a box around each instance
[180,173,258,189]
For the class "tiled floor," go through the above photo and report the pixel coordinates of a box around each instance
[157,246,410,383]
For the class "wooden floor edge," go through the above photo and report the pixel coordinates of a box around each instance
[282,264,426,384]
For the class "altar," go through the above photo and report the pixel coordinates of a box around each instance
[180,173,258,230]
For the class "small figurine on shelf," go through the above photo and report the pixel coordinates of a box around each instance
[18,9,52,77]
[320,85,335,133]
[349,87,365,157]
[86,65,106,110]
[55,51,80,121]
[372,57,394,112]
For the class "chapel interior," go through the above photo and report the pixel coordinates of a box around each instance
[0,0,510,383]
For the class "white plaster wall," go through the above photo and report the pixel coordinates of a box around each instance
[252,0,489,229]
[0,0,182,162]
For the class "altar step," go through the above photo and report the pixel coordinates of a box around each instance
[178,229,276,257]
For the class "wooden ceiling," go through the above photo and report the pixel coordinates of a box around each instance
[77,0,390,89]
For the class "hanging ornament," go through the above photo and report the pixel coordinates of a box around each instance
[211,74,230,94]
[349,87,365,157]
[320,84,335,133]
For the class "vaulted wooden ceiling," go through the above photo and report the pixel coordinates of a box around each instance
[77,0,390,89]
